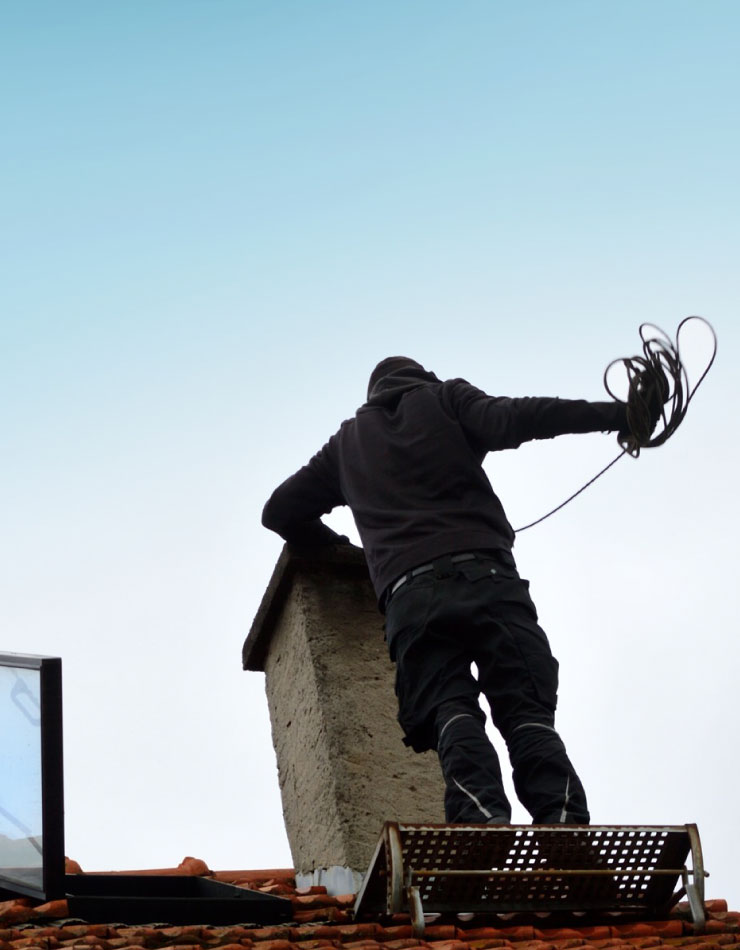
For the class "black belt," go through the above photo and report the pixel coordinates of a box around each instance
[388,552,478,599]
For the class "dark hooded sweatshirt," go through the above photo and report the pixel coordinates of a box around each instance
[262,367,627,603]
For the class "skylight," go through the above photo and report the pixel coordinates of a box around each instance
[0,652,291,924]
[0,653,64,901]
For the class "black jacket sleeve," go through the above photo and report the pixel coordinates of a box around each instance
[261,438,349,546]
[443,380,628,452]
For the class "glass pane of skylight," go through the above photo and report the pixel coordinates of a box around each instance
[0,665,44,889]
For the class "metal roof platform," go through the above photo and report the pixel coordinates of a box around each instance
[354,823,706,936]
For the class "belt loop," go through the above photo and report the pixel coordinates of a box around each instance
[433,554,455,580]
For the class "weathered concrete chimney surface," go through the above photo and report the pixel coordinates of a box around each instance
[243,544,444,881]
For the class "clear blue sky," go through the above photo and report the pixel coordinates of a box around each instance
[1,0,738,901]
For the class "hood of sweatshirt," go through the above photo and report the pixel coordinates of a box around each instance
[365,363,440,409]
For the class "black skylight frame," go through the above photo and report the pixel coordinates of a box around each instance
[0,652,64,901]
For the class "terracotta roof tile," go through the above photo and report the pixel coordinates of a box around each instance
[0,859,737,950]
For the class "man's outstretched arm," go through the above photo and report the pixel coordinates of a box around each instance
[444,380,631,451]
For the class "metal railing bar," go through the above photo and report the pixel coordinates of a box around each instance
[409,867,688,878]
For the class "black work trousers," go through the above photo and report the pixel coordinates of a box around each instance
[384,551,589,825]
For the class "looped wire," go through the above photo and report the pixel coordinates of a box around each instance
[515,316,717,533]
[603,316,716,458]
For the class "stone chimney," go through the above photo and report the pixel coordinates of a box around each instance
[243,544,444,892]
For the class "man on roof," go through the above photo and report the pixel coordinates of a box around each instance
[262,356,637,825]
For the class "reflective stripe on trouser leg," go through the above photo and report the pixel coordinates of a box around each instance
[435,702,512,823]
[452,776,493,820]
[560,775,570,823]
[504,721,589,824]
[439,712,475,742]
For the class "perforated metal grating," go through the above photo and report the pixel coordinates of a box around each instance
[354,823,701,926]
[396,825,690,912]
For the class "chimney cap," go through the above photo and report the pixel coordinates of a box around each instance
[243,543,368,671]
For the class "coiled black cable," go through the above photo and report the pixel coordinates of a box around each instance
[605,316,717,457]
[514,316,717,533]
